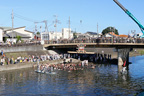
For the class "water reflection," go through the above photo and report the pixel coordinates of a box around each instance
[0,56,143,96]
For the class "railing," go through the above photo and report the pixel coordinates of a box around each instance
[0,42,41,47]
[1,38,144,47]
[44,37,144,44]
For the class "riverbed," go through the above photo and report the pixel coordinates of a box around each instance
[0,56,144,96]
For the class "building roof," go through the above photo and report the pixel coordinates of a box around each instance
[3,31,31,38]
[1,26,34,34]
[4,26,26,31]
[86,32,98,35]
[25,30,34,33]
[109,32,119,37]
[0,27,12,30]
[119,34,128,38]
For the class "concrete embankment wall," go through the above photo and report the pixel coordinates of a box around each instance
[0,58,81,72]
[0,45,43,53]
[85,48,117,58]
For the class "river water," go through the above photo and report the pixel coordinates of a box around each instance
[0,56,144,96]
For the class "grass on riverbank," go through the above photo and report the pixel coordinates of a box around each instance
[2,51,49,59]
[5,52,28,59]
[139,50,144,55]
[130,49,144,57]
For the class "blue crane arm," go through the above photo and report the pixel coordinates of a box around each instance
[126,10,144,34]
[113,0,144,37]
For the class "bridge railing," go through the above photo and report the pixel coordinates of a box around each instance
[44,37,144,44]
[0,42,41,47]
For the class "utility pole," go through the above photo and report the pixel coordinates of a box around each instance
[12,9,14,42]
[54,15,58,41]
[68,16,71,39]
[34,22,38,34]
[43,20,49,41]
[40,26,42,33]
[97,23,98,38]
[43,20,48,32]
[40,26,43,43]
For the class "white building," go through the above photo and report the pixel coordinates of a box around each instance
[41,28,73,44]
[6,26,34,40]
[85,32,101,38]
[62,28,73,39]
[0,26,34,43]
[105,33,113,38]
[49,31,62,40]
[0,28,3,42]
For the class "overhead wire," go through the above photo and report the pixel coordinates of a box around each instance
[13,12,58,32]
[14,12,38,23]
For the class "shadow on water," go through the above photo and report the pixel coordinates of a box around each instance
[0,56,143,96]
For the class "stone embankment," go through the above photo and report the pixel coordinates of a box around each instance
[0,45,43,53]
[0,58,80,72]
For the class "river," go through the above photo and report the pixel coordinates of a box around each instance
[0,56,144,96]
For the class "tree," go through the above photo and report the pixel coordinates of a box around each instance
[102,27,119,35]
[4,37,7,43]
[36,32,40,35]
[16,36,22,43]
[73,32,77,39]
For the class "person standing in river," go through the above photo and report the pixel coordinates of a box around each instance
[1,57,4,66]
[1,50,3,56]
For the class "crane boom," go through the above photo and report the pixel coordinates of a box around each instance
[113,0,144,38]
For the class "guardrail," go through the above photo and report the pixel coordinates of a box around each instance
[0,42,41,47]
[44,38,144,44]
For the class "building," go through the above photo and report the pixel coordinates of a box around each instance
[0,28,3,42]
[119,34,128,38]
[3,31,31,43]
[85,32,99,38]
[49,31,62,40]
[5,26,34,40]
[0,26,34,43]
[41,28,73,44]
[62,28,73,39]
[105,32,119,38]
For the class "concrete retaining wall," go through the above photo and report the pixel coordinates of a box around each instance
[0,63,34,72]
[0,58,81,72]
[0,45,43,52]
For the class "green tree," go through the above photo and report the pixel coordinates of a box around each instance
[36,32,40,34]
[73,32,77,39]
[102,27,119,35]
[16,36,22,43]
[4,37,7,43]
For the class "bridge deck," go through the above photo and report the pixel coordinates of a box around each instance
[44,43,144,48]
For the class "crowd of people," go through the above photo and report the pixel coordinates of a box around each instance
[0,50,71,66]
[36,60,95,73]
[45,37,144,44]
[0,49,97,74]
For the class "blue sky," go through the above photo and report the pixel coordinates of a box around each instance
[0,0,144,35]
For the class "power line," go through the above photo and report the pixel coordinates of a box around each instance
[13,12,56,33]
[14,12,38,22]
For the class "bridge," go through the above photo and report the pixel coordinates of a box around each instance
[44,43,144,49]
[43,43,144,67]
